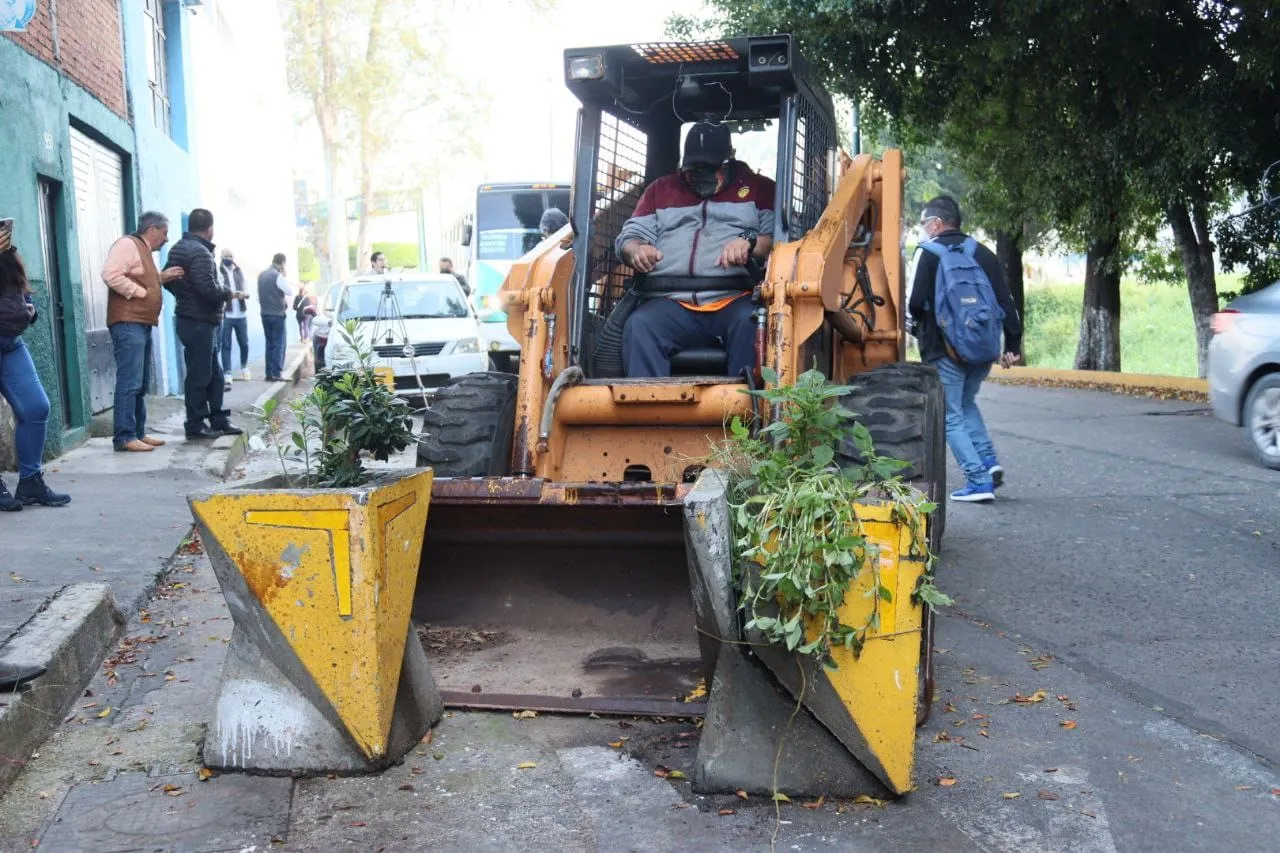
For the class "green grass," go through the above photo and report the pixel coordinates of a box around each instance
[1022,274,1243,377]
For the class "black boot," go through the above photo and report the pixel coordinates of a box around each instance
[15,472,71,507]
[0,662,47,691]
[0,479,21,512]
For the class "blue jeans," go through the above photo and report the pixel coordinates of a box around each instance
[623,296,756,378]
[109,322,152,447]
[220,315,249,372]
[933,356,996,483]
[0,336,51,479]
[262,314,286,379]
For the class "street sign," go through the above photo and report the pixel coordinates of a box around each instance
[0,1,37,32]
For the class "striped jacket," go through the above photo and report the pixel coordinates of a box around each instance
[616,163,776,280]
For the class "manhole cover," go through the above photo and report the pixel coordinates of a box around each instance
[39,771,291,852]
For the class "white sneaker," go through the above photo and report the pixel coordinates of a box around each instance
[241,368,252,381]
[224,381,232,392]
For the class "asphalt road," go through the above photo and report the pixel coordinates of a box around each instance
[2,382,1278,851]
[944,382,1280,768]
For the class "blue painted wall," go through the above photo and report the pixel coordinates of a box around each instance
[120,0,200,395]
[0,36,137,455]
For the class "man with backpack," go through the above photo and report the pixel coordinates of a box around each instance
[909,196,1022,503]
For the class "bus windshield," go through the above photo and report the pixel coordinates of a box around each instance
[475,188,571,261]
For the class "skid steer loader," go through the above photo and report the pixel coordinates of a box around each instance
[414,36,946,787]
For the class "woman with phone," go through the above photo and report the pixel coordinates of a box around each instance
[0,219,70,510]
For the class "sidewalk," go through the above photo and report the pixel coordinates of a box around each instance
[0,343,308,794]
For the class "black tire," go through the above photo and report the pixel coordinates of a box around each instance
[836,362,947,554]
[1243,373,1280,471]
[416,372,518,475]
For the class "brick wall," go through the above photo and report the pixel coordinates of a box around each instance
[4,0,127,119]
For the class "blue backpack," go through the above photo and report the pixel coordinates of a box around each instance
[920,237,1005,364]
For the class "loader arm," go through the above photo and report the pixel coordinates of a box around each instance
[763,149,906,385]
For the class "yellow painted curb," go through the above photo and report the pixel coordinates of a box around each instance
[988,366,1207,398]
[191,469,432,758]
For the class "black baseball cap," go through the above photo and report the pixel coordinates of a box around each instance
[682,122,732,168]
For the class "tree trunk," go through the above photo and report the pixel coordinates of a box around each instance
[355,0,388,277]
[1168,198,1218,377]
[316,5,348,282]
[1074,230,1123,371]
[995,227,1025,327]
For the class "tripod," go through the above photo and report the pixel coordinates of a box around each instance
[366,279,431,408]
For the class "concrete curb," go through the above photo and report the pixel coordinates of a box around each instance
[0,584,125,794]
[988,366,1208,399]
[206,346,310,479]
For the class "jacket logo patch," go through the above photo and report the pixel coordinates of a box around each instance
[737,187,751,199]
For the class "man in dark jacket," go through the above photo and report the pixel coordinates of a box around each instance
[908,195,1022,503]
[163,209,242,439]
[615,122,775,378]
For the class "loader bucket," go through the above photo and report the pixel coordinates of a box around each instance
[414,478,706,716]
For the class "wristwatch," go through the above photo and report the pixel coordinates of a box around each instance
[738,230,758,252]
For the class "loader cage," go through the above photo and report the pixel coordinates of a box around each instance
[565,36,840,373]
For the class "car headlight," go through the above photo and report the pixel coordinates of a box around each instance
[453,337,482,354]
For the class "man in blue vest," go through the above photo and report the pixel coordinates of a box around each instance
[909,196,1022,503]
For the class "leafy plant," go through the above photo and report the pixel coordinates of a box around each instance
[263,319,415,488]
[714,368,948,669]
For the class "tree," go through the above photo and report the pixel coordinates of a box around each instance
[679,0,1280,373]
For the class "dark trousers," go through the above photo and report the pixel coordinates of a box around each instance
[622,295,756,378]
[220,315,249,371]
[262,314,286,379]
[108,322,152,448]
[175,316,227,432]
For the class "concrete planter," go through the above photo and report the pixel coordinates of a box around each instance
[746,500,927,794]
[188,468,441,774]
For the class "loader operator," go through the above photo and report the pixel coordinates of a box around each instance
[616,122,775,377]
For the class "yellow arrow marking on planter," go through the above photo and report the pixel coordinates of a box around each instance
[246,510,353,617]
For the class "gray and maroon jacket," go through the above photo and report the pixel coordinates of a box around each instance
[615,162,776,280]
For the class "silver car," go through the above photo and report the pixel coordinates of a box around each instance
[1208,281,1280,469]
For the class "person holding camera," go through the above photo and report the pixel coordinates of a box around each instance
[0,218,70,510]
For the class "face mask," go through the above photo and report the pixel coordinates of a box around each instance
[223,258,234,266]
[684,165,722,199]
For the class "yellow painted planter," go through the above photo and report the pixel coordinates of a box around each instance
[751,499,927,794]
[190,469,432,759]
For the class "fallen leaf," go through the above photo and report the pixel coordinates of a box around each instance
[1234,785,1252,792]
[421,730,433,745]
[667,770,687,780]
[87,760,100,767]
[1038,790,1060,801]
[1045,768,1059,773]
[1056,695,1071,702]
[979,730,990,738]
[82,702,99,709]
[718,808,735,816]
[1060,720,1077,730]
[516,762,537,770]
[1013,690,1048,704]
[96,708,112,718]
[432,752,444,760]
[852,794,888,807]
[682,679,708,703]
[933,731,951,743]
[1271,788,1280,797]
[1029,655,1053,671]
[938,777,958,787]
[513,710,538,720]
[38,791,49,799]
[943,702,958,713]
[608,740,624,749]
[1003,792,1021,799]
[801,795,826,810]
[348,821,366,828]
[772,792,791,802]
[398,784,415,791]
[736,789,748,801]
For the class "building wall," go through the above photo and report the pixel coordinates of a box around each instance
[120,0,201,395]
[185,0,298,367]
[0,19,137,466]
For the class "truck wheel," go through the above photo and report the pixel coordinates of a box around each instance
[417,373,518,475]
[836,363,947,553]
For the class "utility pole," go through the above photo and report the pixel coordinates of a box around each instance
[852,102,862,155]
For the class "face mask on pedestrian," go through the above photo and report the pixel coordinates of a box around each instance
[222,257,234,266]
[683,164,724,199]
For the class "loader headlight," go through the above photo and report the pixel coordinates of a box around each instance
[568,55,605,80]
[453,337,482,354]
